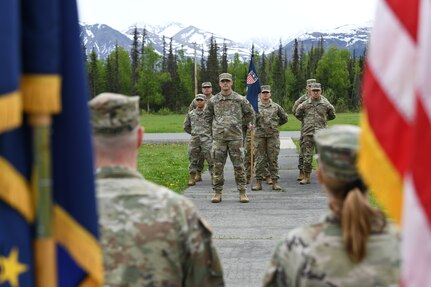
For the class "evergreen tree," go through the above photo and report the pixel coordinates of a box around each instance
[130,27,139,96]
[259,52,268,84]
[206,36,220,93]
[272,41,286,106]
[88,47,99,99]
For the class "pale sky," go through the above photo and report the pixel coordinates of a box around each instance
[77,0,378,42]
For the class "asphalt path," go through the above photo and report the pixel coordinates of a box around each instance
[148,133,327,287]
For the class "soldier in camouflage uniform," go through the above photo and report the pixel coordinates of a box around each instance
[189,82,213,182]
[205,73,255,203]
[295,83,335,184]
[188,82,214,182]
[90,93,224,286]
[184,94,213,186]
[252,85,288,191]
[263,125,401,287]
[292,79,316,181]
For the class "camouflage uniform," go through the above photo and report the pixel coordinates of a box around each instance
[188,83,214,176]
[263,213,401,287]
[254,98,288,182]
[90,93,224,286]
[184,95,213,176]
[295,84,335,174]
[263,124,401,286]
[97,167,224,287]
[204,74,255,198]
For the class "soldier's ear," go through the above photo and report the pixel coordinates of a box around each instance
[137,126,144,147]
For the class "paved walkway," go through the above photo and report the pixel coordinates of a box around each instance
[182,136,328,287]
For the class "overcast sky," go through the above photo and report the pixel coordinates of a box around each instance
[77,0,378,42]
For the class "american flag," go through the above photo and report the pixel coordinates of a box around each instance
[247,71,258,85]
[358,0,431,286]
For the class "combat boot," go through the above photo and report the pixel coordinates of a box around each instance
[252,180,262,191]
[266,176,273,185]
[195,172,202,182]
[239,192,249,203]
[299,172,311,185]
[272,180,282,191]
[211,192,222,203]
[188,172,196,186]
[297,170,305,181]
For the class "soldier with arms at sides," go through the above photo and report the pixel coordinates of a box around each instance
[252,85,288,191]
[295,83,336,184]
[188,82,214,182]
[205,73,255,203]
[90,93,224,287]
[263,125,400,287]
[184,94,214,186]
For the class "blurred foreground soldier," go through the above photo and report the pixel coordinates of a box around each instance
[252,85,288,191]
[295,83,335,184]
[263,125,400,287]
[188,82,214,181]
[184,94,213,186]
[292,78,315,181]
[90,93,224,286]
[205,73,255,203]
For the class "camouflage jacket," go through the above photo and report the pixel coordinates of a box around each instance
[295,98,336,137]
[183,108,212,140]
[204,91,255,141]
[255,100,288,138]
[292,94,330,121]
[96,166,224,287]
[263,212,401,287]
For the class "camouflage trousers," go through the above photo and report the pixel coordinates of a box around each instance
[244,130,251,179]
[188,136,213,175]
[254,135,280,181]
[298,133,304,170]
[301,135,316,173]
[212,138,246,193]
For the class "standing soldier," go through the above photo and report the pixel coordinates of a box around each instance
[184,94,213,186]
[292,78,316,181]
[188,82,214,182]
[252,85,288,191]
[90,93,224,286]
[205,73,255,203]
[295,83,336,184]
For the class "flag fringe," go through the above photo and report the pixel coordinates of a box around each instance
[22,75,62,114]
[54,206,104,285]
[358,111,403,223]
[0,91,22,133]
[0,157,34,222]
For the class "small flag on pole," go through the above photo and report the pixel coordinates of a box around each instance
[246,56,261,113]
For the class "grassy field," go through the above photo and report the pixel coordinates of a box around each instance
[141,112,360,133]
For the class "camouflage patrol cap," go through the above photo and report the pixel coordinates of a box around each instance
[261,85,271,92]
[311,83,321,91]
[306,79,316,86]
[202,82,212,87]
[219,73,232,81]
[195,94,206,101]
[314,125,360,181]
[89,93,140,136]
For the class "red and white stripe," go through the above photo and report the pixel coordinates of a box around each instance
[360,0,431,285]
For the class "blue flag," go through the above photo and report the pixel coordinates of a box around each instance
[246,56,261,113]
[0,0,103,286]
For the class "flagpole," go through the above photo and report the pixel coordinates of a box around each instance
[30,114,57,287]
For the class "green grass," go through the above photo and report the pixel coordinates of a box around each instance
[137,144,189,193]
[140,112,360,133]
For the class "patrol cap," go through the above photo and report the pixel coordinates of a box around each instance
[202,82,212,87]
[89,93,140,136]
[314,125,361,181]
[306,79,316,87]
[195,94,206,101]
[219,73,232,81]
[311,83,321,91]
[261,85,271,92]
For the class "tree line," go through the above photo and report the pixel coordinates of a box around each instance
[83,27,366,113]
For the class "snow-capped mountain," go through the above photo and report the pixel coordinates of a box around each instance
[79,21,372,61]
